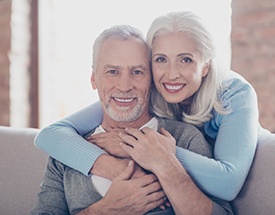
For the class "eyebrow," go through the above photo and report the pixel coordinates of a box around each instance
[152,53,194,58]
[104,64,122,70]
[177,53,194,58]
[104,64,147,71]
[129,65,147,71]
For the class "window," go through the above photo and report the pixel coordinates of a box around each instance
[39,0,232,127]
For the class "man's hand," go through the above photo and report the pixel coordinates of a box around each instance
[87,129,130,158]
[90,155,148,180]
[77,161,167,215]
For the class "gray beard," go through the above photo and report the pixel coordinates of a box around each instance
[105,103,145,122]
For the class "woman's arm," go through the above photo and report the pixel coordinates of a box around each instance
[35,101,152,180]
[176,77,259,201]
[35,76,258,203]
[35,101,105,175]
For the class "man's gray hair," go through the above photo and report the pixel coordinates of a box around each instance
[92,25,149,70]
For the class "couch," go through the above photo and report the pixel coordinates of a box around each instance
[0,126,275,215]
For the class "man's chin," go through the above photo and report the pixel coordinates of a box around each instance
[105,104,143,122]
[109,113,137,122]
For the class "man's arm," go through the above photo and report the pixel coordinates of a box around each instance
[76,161,166,215]
[30,157,70,215]
[91,154,128,179]
[92,154,153,180]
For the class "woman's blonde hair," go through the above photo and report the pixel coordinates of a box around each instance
[147,11,229,126]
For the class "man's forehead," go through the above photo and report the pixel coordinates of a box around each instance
[100,38,148,54]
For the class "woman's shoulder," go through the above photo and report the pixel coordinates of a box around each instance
[219,70,256,101]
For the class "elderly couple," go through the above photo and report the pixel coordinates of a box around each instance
[30,11,262,215]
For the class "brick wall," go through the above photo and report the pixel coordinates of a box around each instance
[231,0,275,132]
[0,0,38,127]
[1,0,274,130]
[0,0,11,126]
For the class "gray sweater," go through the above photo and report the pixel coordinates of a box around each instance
[30,117,233,215]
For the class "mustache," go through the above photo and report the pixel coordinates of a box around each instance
[111,92,137,98]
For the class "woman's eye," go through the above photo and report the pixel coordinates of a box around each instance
[155,57,166,63]
[181,57,192,63]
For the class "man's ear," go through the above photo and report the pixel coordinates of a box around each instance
[91,71,97,90]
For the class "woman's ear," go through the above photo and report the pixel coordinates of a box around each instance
[202,60,211,77]
[90,71,97,90]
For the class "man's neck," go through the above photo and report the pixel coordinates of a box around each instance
[101,113,153,131]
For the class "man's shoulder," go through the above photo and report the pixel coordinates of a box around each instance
[156,117,202,139]
[47,157,81,176]
[156,117,199,132]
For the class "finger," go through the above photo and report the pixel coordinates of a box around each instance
[120,142,134,155]
[113,160,135,182]
[140,129,145,134]
[86,135,93,141]
[125,127,144,140]
[165,201,171,207]
[119,132,138,148]
[159,127,173,138]
[144,181,162,194]
[144,192,167,212]
[140,127,153,134]
[135,174,158,187]
[86,133,104,140]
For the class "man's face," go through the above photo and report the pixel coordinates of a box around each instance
[91,38,151,123]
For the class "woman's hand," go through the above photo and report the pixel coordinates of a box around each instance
[119,127,176,172]
[87,129,130,158]
[120,128,212,215]
[87,129,155,180]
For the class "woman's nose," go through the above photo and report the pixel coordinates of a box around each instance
[166,63,181,80]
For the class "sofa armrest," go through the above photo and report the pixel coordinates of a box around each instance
[231,133,275,215]
[0,126,48,215]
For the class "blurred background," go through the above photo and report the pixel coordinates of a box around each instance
[0,0,274,132]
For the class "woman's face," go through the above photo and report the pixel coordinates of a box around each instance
[151,32,209,104]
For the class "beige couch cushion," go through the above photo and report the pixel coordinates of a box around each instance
[1,126,274,215]
[231,133,275,214]
[0,126,48,215]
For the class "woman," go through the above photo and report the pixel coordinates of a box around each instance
[35,11,262,202]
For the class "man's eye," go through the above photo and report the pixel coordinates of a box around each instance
[107,70,118,75]
[132,70,143,75]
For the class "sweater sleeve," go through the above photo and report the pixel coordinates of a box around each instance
[176,76,259,201]
[34,101,105,175]
[29,157,70,215]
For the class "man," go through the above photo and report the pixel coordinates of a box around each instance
[30,25,232,215]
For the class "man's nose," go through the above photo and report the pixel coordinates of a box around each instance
[117,73,133,91]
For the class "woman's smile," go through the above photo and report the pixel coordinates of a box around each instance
[163,83,186,93]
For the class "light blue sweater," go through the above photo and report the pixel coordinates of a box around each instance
[35,72,262,201]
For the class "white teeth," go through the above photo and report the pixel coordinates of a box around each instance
[114,98,134,103]
[164,84,184,90]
